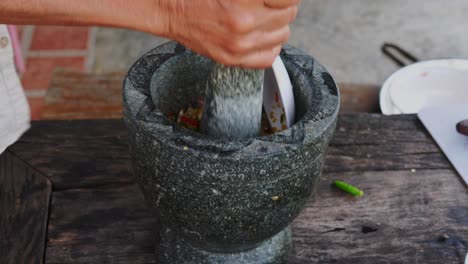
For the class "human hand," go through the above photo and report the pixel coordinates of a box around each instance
[1,0,299,68]
[149,0,300,68]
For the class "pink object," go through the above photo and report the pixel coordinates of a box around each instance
[7,25,26,74]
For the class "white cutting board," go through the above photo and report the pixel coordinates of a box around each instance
[418,104,468,185]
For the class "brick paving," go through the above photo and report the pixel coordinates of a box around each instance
[18,25,95,120]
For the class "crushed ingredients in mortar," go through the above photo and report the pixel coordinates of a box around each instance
[166,98,281,136]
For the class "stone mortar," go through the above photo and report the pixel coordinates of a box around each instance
[123,41,339,264]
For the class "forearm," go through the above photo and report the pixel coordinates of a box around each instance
[0,0,300,68]
[0,0,165,35]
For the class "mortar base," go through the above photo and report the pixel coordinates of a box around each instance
[156,225,292,264]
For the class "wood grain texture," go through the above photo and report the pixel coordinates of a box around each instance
[289,169,468,264]
[45,184,158,264]
[8,119,133,190]
[325,114,451,172]
[41,170,467,264]
[6,114,468,263]
[338,83,381,113]
[0,152,51,264]
[9,115,449,188]
[42,70,125,120]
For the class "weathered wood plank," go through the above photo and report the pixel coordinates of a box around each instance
[43,169,467,264]
[290,169,468,264]
[45,184,158,264]
[332,114,432,146]
[9,115,450,189]
[6,114,465,263]
[0,151,51,264]
[325,114,451,172]
[324,144,450,173]
[338,83,380,113]
[8,120,133,190]
[42,70,125,120]
[11,119,128,139]
[336,113,424,131]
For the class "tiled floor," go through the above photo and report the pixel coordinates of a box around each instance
[18,26,95,120]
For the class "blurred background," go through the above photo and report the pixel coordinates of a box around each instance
[18,0,468,120]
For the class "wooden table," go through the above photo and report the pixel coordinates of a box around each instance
[1,114,467,264]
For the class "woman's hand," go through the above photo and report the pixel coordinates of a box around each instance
[149,0,300,68]
[0,0,300,68]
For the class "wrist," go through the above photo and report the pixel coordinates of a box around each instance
[83,0,170,38]
[112,0,176,39]
[138,0,181,39]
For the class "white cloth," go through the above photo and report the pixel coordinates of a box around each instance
[0,25,30,154]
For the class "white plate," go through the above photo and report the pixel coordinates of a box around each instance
[263,56,295,131]
[380,59,468,115]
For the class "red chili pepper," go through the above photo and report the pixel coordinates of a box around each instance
[180,116,200,128]
[167,112,174,120]
[197,98,205,108]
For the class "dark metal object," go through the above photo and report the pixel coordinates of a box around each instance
[456,119,468,136]
[381,43,420,67]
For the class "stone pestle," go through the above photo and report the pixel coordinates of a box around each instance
[201,63,264,139]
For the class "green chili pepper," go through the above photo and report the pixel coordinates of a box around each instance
[333,180,363,197]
